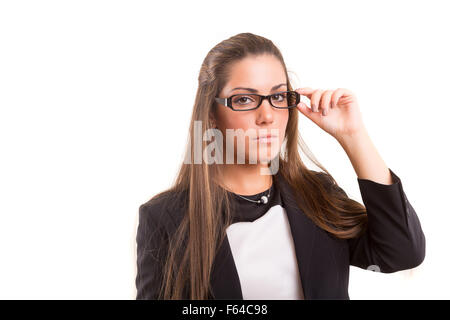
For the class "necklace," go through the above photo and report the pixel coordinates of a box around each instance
[234,183,273,204]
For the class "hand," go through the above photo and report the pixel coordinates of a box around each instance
[295,87,366,142]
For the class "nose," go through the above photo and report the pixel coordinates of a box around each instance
[256,97,274,124]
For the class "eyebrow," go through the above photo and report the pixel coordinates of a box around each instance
[230,83,287,93]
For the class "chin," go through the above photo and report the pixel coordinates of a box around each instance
[247,147,281,165]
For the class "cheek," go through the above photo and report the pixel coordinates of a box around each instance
[217,110,252,132]
[277,111,289,138]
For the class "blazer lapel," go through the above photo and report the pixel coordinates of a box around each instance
[210,231,244,299]
[274,172,318,300]
[210,171,318,300]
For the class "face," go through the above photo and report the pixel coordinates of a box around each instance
[214,54,289,165]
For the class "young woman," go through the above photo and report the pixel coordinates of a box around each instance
[135,33,426,300]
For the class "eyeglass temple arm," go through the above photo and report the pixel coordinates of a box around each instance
[215,97,228,107]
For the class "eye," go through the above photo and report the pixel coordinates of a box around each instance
[272,93,286,102]
[233,95,254,105]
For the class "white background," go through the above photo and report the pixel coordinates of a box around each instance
[0,0,448,299]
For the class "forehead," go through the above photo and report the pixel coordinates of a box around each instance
[223,54,286,93]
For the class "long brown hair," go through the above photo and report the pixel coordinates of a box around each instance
[149,32,367,299]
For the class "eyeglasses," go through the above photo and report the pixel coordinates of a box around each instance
[215,91,300,111]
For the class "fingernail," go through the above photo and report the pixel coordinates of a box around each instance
[322,109,327,116]
[312,104,317,112]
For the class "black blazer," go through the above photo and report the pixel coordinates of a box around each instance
[135,168,426,299]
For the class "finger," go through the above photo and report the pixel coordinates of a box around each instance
[295,87,315,105]
[310,89,324,113]
[297,101,320,123]
[320,90,333,116]
[295,87,315,98]
[331,88,352,108]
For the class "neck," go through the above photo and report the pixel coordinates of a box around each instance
[219,163,273,196]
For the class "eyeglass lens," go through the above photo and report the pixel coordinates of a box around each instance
[230,92,298,110]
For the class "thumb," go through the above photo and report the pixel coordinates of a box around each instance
[297,102,316,121]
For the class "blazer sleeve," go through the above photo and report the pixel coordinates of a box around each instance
[327,168,426,273]
[349,168,426,272]
[135,203,166,299]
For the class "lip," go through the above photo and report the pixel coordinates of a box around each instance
[254,135,277,143]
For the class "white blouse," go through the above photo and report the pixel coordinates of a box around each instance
[225,204,305,300]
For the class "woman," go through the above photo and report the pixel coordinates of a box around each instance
[135,33,426,300]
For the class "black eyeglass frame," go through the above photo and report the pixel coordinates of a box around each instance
[214,90,301,111]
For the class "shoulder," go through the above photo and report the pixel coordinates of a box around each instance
[308,169,348,197]
[139,188,189,232]
[305,169,334,188]
[275,168,336,193]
